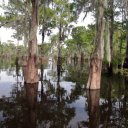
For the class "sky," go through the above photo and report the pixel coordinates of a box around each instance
[0,1,94,45]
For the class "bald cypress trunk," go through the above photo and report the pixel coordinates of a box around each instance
[23,1,30,48]
[87,0,105,89]
[28,0,38,56]
[24,0,39,83]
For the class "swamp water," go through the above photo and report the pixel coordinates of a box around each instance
[0,60,128,128]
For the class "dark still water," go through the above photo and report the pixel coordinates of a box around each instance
[0,62,128,128]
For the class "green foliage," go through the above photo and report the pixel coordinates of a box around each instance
[65,25,95,57]
[0,0,128,75]
[38,43,51,56]
[0,0,31,44]
[0,43,26,58]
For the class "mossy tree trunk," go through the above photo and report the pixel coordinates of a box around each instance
[87,0,105,89]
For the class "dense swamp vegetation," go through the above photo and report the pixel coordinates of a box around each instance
[0,0,128,128]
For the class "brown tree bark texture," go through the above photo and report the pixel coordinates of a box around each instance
[87,0,105,89]
[24,0,39,83]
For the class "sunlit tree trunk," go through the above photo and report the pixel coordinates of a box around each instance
[24,0,39,83]
[87,0,105,89]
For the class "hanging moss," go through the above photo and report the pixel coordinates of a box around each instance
[105,20,111,66]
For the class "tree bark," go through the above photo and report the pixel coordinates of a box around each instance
[87,0,105,89]
[23,1,30,48]
[29,0,38,56]
[23,0,39,83]
[87,57,102,89]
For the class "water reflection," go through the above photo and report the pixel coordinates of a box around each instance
[37,80,75,127]
[100,75,128,127]
[23,83,38,128]
[87,90,100,128]
[24,83,38,109]
[0,60,128,128]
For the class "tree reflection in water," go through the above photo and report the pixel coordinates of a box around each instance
[37,63,75,128]
[23,83,38,128]
[0,61,128,128]
[100,75,128,127]
[87,90,100,128]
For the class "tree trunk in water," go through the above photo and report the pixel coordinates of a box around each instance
[87,57,102,89]
[24,0,39,83]
[87,0,105,89]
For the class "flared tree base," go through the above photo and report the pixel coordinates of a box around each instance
[23,56,39,84]
[87,57,102,90]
